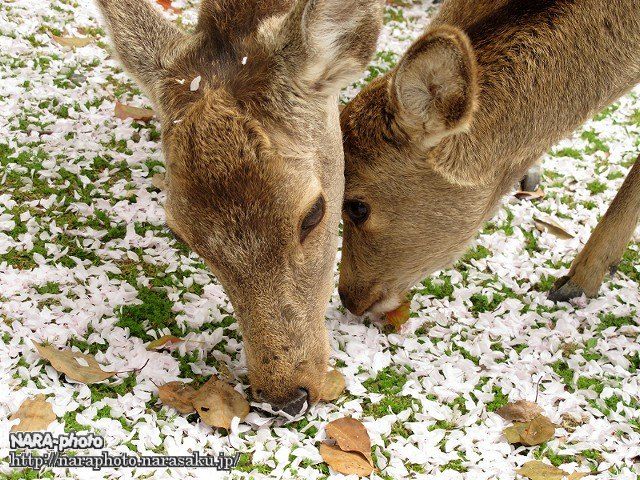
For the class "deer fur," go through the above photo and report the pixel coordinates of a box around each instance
[95,0,383,411]
[339,0,640,315]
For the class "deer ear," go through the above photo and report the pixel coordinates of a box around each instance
[96,0,187,108]
[391,26,478,147]
[278,0,384,95]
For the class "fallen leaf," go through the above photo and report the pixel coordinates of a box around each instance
[534,216,574,239]
[517,461,585,480]
[158,381,197,414]
[497,400,544,423]
[51,34,92,48]
[193,376,250,430]
[503,424,522,444]
[325,417,373,466]
[567,474,587,480]
[319,443,374,477]
[216,361,233,382]
[33,341,116,384]
[504,414,556,446]
[114,101,155,122]
[151,173,166,191]
[320,369,346,402]
[156,0,182,12]
[384,301,411,331]
[515,188,545,200]
[9,395,56,432]
[146,335,182,351]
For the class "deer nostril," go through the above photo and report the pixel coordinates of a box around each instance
[279,388,309,417]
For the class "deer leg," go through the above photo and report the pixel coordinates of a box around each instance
[549,157,640,301]
[520,162,542,192]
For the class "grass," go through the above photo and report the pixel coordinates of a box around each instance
[1,1,639,478]
[115,287,177,341]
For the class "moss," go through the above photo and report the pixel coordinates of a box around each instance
[533,274,557,292]
[617,244,639,282]
[485,386,509,413]
[581,130,610,154]
[607,170,625,180]
[469,292,505,314]
[62,411,86,432]
[459,245,491,265]
[363,395,416,418]
[597,312,637,332]
[552,360,575,391]
[34,282,61,295]
[576,376,605,394]
[362,367,408,395]
[443,459,468,473]
[553,147,582,159]
[89,374,137,403]
[0,469,55,479]
[419,275,454,300]
[429,420,457,431]
[115,287,175,341]
[586,180,608,195]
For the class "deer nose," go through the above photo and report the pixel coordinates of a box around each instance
[339,287,376,316]
[271,388,308,416]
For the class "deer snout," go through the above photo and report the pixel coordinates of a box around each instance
[338,284,382,316]
[262,388,309,416]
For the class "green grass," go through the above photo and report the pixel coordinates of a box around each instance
[597,312,638,331]
[115,287,176,341]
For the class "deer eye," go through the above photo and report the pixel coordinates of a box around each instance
[343,200,370,226]
[300,196,326,243]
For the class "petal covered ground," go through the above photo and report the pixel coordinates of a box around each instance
[1,0,639,479]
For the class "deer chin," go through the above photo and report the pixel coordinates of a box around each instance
[368,294,405,316]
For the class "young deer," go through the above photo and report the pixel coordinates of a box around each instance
[338,0,640,316]
[96,0,383,414]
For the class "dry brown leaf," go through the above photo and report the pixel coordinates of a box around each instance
[158,381,197,414]
[325,417,373,466]
[516,461,585,480]
[193,376,250,430]
[114,101,155,122]
[534,216,574,240]
[503,425,522,444]
[9,395,56,432]
[497,400,544,423]
[320,369,346,402]
[146,335,182,351]
[515,188,545,201]
[151,173,166,191]
[567,471,586,479]
[51,34,92,48]
[34,341,116,384]
[319,443,374,477]
[504,414,556,446]
[384,301,411,331]
[216,362,233,382]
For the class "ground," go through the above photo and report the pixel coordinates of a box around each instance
[1,0,639,479]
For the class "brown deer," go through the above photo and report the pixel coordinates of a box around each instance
[338,0,640,316]
[95,0,383,414]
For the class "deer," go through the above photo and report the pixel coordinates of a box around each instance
[95,0,383,415]
[338,0,640,317]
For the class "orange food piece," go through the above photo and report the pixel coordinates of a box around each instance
[384,301,411,331]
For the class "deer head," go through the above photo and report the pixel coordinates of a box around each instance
[338,26,485,316]
[96,0,383,414]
